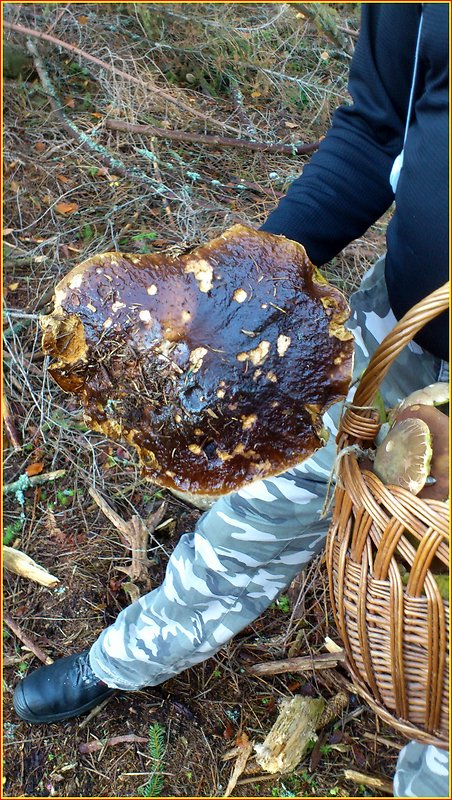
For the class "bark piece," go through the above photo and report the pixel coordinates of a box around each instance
[41,225,353,495]
[254,695,325,774]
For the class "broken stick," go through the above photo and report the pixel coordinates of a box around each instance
[247,650,345,676]
[3,546,60,587]
[3,612,53,665]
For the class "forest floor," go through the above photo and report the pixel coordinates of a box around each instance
[3,3,402,798]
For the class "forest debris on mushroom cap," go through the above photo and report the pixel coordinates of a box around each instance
[40,225,354,495]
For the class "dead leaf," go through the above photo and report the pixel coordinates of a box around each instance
[56,173,72,184]
[25,462,44,477]
[64,96,76,109]
[320,51,330,60]
[223,721,234,740]
[45,509,66,545]
[3,228,15,235]
[35,142,46,152]
[91,112,103,119]
[56,202,79,215]
[284,121,299,129]
[10,180,20,193]
[122,581,141,603]
[7,282,19,291]
[77,15,89,25]
[251,90,261,98]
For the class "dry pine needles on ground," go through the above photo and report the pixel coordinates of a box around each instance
[3,3,399,797]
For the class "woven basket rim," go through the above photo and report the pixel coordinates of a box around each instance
[327,281,450,746]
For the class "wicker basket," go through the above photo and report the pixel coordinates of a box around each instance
[326,281,449,748]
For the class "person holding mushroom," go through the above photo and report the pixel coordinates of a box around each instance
[14,4,449,796]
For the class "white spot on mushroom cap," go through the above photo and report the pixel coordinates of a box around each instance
[277,334,291,357]
[54,288,67,308]
[112,301,126,313]
[241,413,257,430]
[69,274,83,290]
[233,288,248,303]
[87,302,97,313]
[103,317,113,329]
[185,258,214,293]
[236,340,271,367]
[189,347,208,373]
[147,284,158,296]
[139,309,152,324]
[181,310,191,323]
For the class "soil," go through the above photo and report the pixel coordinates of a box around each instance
[3,3,403,797]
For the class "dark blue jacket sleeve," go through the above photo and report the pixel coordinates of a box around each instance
[260,4,422,266]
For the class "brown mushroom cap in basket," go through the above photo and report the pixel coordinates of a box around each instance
[40,225,354,495]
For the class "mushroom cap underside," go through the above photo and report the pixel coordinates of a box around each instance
[41,224,354,494]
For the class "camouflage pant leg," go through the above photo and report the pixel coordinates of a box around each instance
[89,257,445,695]
[393,743,450,797]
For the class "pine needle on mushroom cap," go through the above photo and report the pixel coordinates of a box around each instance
[40,225,354,495]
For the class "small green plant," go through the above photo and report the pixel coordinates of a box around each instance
[3,517,24,545]
[138,723,166,797]
[82,223,94,242]
[56,488,75,506]
[272,594,290,613]
[131,231,158,242]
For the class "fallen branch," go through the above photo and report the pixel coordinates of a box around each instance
[3,612,54,665]
[247,650,345,676]
[25,39,178,201]
[4,19,242,136]
[2,391,21,450]
[3,546,60,587]
[344,769,393,795]
[3,469,66,495]
[78,734,149,754]
[105,118,320,156]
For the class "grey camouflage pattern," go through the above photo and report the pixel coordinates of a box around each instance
[89,257,448,796]
[394,743,449,797]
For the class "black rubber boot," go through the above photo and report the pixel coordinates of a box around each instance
[13,649,117,723]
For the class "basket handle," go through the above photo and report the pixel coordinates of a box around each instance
[350,281,449,410]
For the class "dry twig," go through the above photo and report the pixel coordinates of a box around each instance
[247,650,345,676]
[78,734,149,754]
[105,118,320,156]
[2,391,21,450]
[3,612,54,665]
[3,469,66,495]
[344,769,393,795]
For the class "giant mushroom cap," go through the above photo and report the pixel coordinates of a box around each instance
[41,225,354,494]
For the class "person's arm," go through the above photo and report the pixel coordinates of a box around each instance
[260,3,422,266]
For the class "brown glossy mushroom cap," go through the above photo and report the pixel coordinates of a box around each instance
[40,225,354,494]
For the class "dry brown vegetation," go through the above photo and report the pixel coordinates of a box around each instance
[3,3,399,798]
